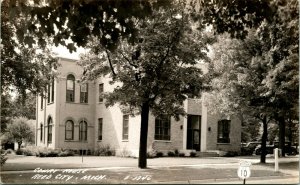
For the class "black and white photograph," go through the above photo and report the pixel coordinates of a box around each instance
[0,0,299,184]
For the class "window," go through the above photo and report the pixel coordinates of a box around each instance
[66,74,75,102]
[80,83,88,103]
[122,115,129,140]
[79,120,87,141]
[155,116,171,140]
[47,84,51,103]
[51,78,55,102]
[99,83,104,102]
[40,123,43,141]
[40,94,43,109]
[65,120,74,140]
[217,120,231,143]
[47,117,53,143]
[98,118,103,140]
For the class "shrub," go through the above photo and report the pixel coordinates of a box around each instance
[147,149,157,159]
[224,151,239,157]
[36,148,59,157]
[16,149,23,155]
[5,149,14,154]
[58,149,75,157]
[94,144,115,156]
[120,148,132,157]
[174,149,179,157]
[22,146,38,156]
[156,152,163,157]
[179,153,185,157]
[0,149,8,166]
[168,151,175,157]
[190,151,197,157]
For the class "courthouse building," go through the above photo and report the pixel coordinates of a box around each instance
[36,57,241,157]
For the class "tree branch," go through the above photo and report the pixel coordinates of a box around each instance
[120,51,138,68]
[105,49,116,77]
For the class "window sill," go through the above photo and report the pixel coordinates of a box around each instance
[79,102,89,105]
[154,140,172,143]
[64,140,88,143]
[97,140,102,142]
[47,102,54,105]
[122,140,129,142]
[217,143,231,145]
[98,102,104,104]
[65,102,89,105]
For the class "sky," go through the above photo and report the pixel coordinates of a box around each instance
[52,45,86,60]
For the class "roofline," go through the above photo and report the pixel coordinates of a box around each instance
[57,57,78,62]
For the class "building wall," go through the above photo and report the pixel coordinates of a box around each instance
[36,57,242,156]
[55,58,96,150]
[206,112,241,153]
[147,114,184,155]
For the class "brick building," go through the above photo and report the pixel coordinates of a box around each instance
[36,57,241,157]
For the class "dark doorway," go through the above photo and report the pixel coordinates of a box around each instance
[187,115,201,151]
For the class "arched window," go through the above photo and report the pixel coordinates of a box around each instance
[65,120,74,140]
[66,74,75,102]
[79,120,87,141]
[47,117,53,143]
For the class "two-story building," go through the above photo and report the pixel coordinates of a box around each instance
[36,57,241,157]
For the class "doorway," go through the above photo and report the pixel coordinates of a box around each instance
[187,115,201,151]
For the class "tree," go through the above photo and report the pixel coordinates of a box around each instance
[13,93,37,120]
[79,3,213,168]
[6,0,172,52]
[1,94,15,132]
[205,33,277,163]
[1,1,58,98]
[255,0,298,156]
[5,117,34,150]
[204,0,298,158]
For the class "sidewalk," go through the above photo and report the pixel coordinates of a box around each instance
[1,155,299,184]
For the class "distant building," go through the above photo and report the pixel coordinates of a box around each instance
[36,57,241,157]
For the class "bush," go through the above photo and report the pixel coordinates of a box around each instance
[36,148,60,157]
[156,152,163,157]
[179,153,185,157]
[5,149,14,154]
[22,146,38,156]
[120,148,132,157]
[58,149,75,157]
[94,144,115,156]
[167,151,175,157]
[0,149,8,166]
[16,149,23,155]
[224,151,239,157]
[147,149,157,159]
[174,149,179,157]
[190,151,197,157]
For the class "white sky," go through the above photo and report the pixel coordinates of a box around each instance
[52,45,86,60]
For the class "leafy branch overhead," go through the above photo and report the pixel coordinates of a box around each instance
[79,5,214,119]
[8,0,172,52]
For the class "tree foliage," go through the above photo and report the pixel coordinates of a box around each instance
[1,1,58,97]
[205,0,298,160]
[79,3,213,168]
[4,117,35,150]
[6,0,172,52]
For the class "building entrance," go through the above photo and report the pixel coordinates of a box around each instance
[187,115,201,151]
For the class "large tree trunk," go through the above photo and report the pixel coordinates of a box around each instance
[278,116,286,157]
[138,102,150,169]
[260,116,268,163]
